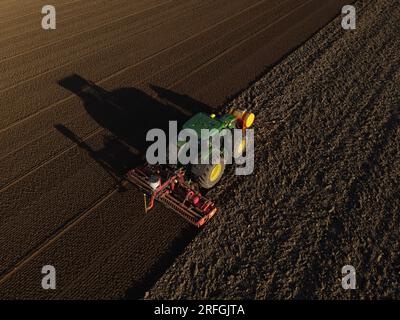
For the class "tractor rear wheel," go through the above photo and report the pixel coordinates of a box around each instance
[191,158,225,189]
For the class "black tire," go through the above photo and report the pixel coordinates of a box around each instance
[191,157,225,189]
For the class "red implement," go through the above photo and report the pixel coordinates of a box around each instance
[127,164,218,227]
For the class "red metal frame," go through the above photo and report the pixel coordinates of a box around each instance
[127,164,218,227]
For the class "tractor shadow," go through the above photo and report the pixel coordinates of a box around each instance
[56,74,213,179]
[55,74,211,299]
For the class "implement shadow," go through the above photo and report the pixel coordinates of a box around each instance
[56,74,209,299]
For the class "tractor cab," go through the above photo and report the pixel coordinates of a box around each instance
[181,112,237,136]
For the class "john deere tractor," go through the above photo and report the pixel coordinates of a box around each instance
[179,109,255,189]
[128,109,255,227]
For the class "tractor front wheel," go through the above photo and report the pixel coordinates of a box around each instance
[191,158,225,189]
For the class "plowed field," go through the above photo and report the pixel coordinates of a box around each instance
[1,0,354,299]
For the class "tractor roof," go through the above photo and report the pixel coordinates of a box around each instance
[182,112,236,137]
[182,113,223,136]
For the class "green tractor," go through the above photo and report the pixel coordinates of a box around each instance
[128,109,255,227]
[178,109,255,189]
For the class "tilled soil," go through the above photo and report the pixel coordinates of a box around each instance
[148,0,400,299]
[0,0,349,299]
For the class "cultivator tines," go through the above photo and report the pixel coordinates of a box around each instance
[127,165,218,227]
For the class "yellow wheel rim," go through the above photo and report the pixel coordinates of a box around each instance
[238,139,246,155]
[244,112,255,128]
[210,164,222,182]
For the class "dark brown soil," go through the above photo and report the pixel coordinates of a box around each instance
[0,0,367,299]
[148,0,400,299]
